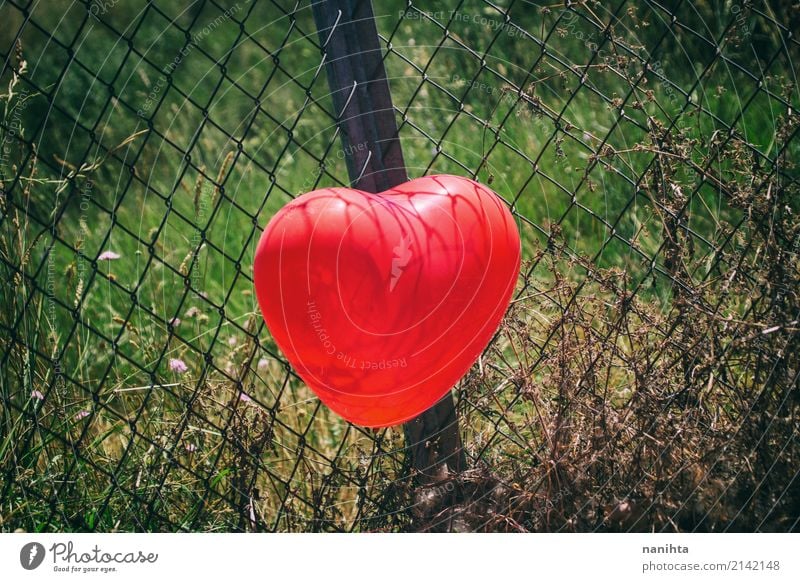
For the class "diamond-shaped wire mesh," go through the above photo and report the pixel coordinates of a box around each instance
[1,0,798,532]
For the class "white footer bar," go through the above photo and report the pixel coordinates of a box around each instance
[1,533,796,581]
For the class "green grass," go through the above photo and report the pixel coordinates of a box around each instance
[1,0,798,531]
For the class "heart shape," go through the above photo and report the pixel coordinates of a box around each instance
[253,174,520,426]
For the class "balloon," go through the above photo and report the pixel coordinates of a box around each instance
[253,174,521,427]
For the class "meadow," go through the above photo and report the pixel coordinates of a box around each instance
[1,0,798,531]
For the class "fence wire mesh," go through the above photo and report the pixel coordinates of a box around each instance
[1,0,798,532]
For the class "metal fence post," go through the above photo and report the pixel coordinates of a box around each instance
[310,0,466,482]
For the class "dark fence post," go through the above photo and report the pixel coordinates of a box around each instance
[311,0,466,481]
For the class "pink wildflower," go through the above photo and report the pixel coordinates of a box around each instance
[169,358,188,373]
[98,250,121,261]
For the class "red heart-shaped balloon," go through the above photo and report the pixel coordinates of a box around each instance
[253,174,520,426]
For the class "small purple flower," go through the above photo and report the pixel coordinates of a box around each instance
[169,358,188,373]
[185,443,198,453]
[257,357,269,370]
[227,336,238,347]
[98,250,121,261]
[184,306,200,318]
[168,317,181,327]
[74,410,90,420]
[239,392,253,403]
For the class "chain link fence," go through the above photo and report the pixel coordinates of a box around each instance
[1,0,798,532]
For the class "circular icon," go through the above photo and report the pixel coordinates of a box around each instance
[20,542,46,570]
